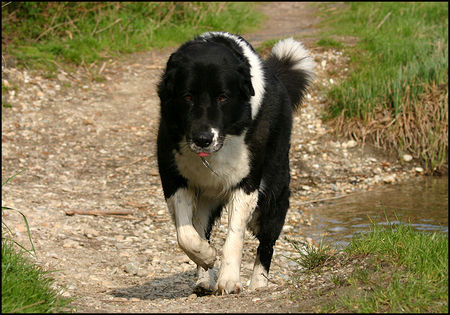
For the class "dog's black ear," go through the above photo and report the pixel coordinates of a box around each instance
[237,64,255,98]
[157,69,176,101]
[158,52,181,100]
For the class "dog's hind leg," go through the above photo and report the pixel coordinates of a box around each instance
[249,185,289,290]
[248,240,274,290]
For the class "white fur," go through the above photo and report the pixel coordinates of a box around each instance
[216,189,259,294]
[175,133,250,197]
[192,194,222,238]
[199,32,266,119]
[195,265,216,293]
[248,255,268,290]
[272,37,316,79]
[167,188,216,270]
[211,127,219,147]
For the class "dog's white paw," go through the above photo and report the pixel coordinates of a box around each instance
[215,279,242,295]
[248,259,268,290]
[194,279,214,295]
[193,267,216,295]
[182,243,216,270]
[177,228,216,270]
[215,268,241,295]
[248,274,268,291]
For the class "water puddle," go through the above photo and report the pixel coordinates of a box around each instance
[301,176,448,249]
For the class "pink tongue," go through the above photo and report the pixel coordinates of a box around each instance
[197,152,210,157]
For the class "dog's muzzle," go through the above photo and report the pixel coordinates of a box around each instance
[188,128,223,157]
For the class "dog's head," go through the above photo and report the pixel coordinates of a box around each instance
[158,41,254,156]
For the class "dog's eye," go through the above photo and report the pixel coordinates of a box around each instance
[217,95,227,103]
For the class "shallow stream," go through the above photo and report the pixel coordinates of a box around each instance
[302,176,448,249]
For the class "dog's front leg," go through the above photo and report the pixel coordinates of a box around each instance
[216,189,258,294]
[167,188,216,270]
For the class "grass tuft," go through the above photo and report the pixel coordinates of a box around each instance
[2,240,74,313]
[2,171,74,313]
[284,237,332,271]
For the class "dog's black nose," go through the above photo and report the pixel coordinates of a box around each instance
[193,131,213,148]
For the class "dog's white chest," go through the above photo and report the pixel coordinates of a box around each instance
[174,134,250,195]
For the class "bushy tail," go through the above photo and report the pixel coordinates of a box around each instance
[265,38,316,109]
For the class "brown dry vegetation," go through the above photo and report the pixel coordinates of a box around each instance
[330,83,448,175]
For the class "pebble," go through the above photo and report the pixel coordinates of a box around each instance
[342,139,357,148]
[402,154,413,162]
[62,239,80,248]
[124,262,139,275]
[382,174,396,184]
[414,167,424,173]
[188,294,197,300]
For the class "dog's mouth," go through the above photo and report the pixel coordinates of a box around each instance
[188,140,223,157]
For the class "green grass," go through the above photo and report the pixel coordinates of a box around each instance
[315,2,448,173]
[2,240,74,313]
[2,171,74,313]
[339,224,448,312]
[289,221,448,313]
[2,2,263,71]
[284,237,331,271]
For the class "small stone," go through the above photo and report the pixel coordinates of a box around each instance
[402,154,413,162]
[188,293,197,300]
[124,262,139,275]
[57,73,67,82]
[414,167,424,173]
[301,185,311,191]
[330,184,338,192]
[62,239,80,248]
[383,175,396,184]
[373,167,382,175]
[345,140,358,148]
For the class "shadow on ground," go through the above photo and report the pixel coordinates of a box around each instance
[109,270,197,300]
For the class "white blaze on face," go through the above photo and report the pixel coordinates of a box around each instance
[211,127,220,148]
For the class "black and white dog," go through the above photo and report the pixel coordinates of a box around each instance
[157,31,315,295]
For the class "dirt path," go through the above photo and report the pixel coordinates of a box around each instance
[2,2,422,312]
